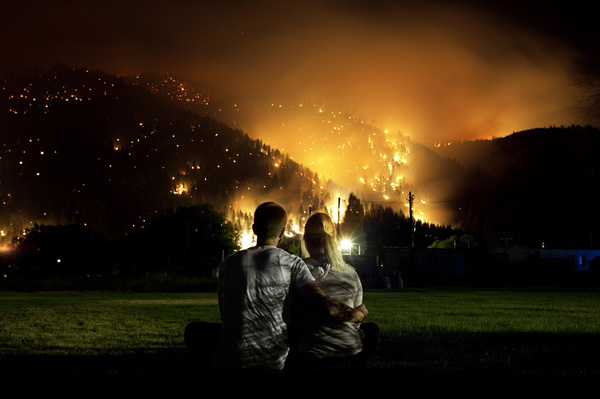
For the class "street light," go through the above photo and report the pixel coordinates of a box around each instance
[340,238,353,255]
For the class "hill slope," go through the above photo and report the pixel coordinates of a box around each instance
[0,66,331,240]
[434,126,600,248]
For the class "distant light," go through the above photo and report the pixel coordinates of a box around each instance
[340,239,352,253]
[239,231,255,249]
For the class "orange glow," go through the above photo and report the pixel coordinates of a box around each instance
[172,183,186,195]
[239,230,256,249]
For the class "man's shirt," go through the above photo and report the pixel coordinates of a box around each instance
[212,245,315,371]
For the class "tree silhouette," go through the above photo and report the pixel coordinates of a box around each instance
[13,224,110,278]
[341,193,366,251]
[116,205,239,277]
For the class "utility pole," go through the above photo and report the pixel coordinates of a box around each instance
[408,191,415,280]
[337,197,341,235]
[408,191,415,249]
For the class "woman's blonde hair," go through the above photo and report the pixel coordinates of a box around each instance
[301,212,353,273]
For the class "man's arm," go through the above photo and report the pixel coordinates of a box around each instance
[298,281,368,322]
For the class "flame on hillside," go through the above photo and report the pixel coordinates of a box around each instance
[135,74,436,227]
[148,79,442,248]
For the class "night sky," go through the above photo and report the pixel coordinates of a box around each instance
[3,0,599,146]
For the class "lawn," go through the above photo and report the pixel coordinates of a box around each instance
[1,286,599,395]
[0,291,220,356]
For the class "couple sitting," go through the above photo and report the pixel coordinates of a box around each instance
[186,201,379,372]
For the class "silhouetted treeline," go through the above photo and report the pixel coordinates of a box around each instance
[363,201,464,251]
[0,205,239,282]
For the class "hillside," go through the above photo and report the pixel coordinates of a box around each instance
[434,126,600,248]
[0,66,332,241]
[129,72,473,227]
[2,66,599,249]
[125,71,600,248]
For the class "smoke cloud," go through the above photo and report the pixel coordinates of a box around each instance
[2,1,594,144]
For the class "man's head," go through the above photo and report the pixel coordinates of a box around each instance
[252,201,288,239]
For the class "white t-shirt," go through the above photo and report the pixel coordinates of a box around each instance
[290,258,364,358]
[212,245,315,371]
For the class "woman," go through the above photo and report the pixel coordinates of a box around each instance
[287,212,378,369]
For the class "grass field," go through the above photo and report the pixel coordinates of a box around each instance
[1,286,599,395]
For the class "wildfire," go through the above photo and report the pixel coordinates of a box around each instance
[135,75,434,224]
[172,183,186,195]
[239,230,256,249]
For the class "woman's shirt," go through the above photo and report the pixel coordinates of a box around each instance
[290,257,364,358]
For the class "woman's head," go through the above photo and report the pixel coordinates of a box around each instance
[302,212,350,272]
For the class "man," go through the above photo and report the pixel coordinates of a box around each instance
[211,201,368,371]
